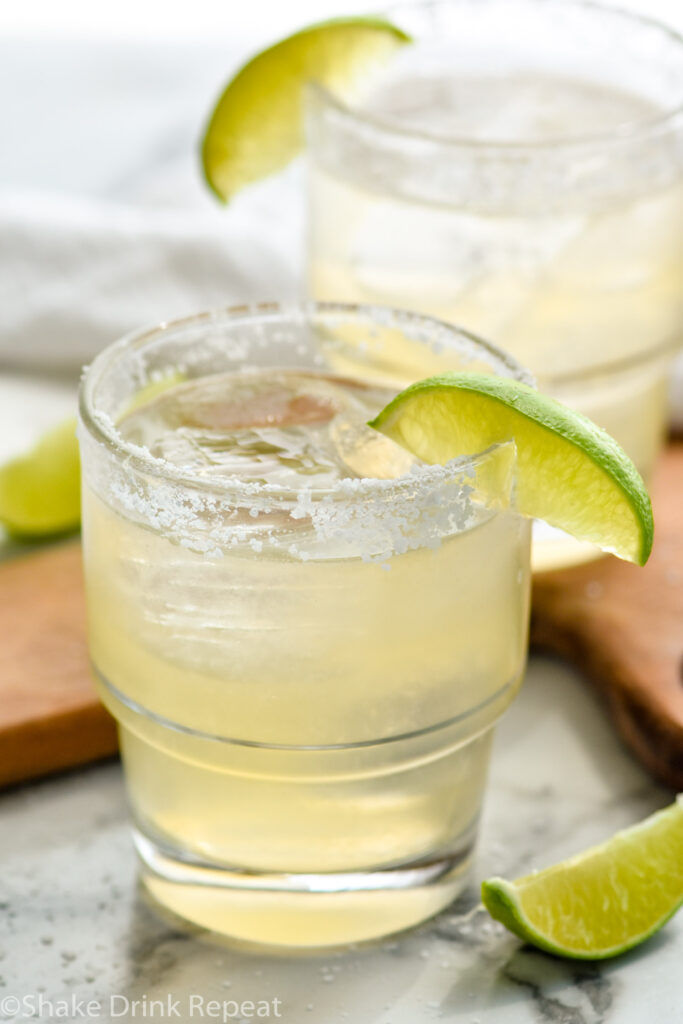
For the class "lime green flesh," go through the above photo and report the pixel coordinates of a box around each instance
[201,17,410,201]
[369,373,653,565]
[123,371,187,416]
[0,418,80,537]
[482,797,683,959]
[0,377,189,539]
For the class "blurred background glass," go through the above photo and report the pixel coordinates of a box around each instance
[0,0,681,467]
[305,0,683,567]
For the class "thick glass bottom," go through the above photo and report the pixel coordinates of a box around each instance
[102,668,517,947]
[134,827,474,948]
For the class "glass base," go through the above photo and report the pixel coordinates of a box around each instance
[134,827,474,948]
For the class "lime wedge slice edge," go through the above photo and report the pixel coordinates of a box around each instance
[0,417,80,538]
[201,17,411,202]
[482,797,683,959]
[369,373,653,565]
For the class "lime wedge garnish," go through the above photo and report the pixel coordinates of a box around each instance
[482,797,683,959]
[201,17,410,201]
[0,418,80,537]
[368,373,653,565]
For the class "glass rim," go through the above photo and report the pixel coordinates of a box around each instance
[538,329,682,389]
[308,0,683,154]
[78,300,532,503]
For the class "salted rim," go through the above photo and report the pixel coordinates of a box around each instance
[309,0,683,153]
[78,300,532,503]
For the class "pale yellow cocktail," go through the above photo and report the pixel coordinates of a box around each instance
[306,0,683,568]
[78,305,531,946]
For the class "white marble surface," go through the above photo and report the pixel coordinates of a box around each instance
[1,656,680,1023]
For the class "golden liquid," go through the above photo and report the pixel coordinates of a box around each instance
[82,370,531,944]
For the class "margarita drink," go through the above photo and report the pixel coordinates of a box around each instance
[78,305,531,947]
[306,0,683,567]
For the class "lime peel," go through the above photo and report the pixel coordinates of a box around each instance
[0,417,81,538]
[201,17,411,202]
[369,373,653,565]
[482,798,683,959]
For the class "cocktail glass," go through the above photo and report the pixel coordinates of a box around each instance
[306,0,683,569]
[78,303,531,947]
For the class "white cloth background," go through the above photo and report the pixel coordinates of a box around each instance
[0,36,305,377]
[0,4,681,429]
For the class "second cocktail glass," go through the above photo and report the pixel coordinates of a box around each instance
[306,0,683,568]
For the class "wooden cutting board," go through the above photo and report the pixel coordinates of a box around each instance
[0,443,681,790]
[531,441,683,791]
[0,540,117,788]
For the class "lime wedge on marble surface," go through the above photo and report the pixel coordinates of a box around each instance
[201,17,410,201]
[369,373,653,565]
[482,797,683,959]
[0,418,80,537]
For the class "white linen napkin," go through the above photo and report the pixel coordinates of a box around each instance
[0,34,304,375]
[0,183,303,373]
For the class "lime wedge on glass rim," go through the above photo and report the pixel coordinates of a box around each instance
[369,373,653,565]
[201,17,411,202]
[482,797,683,959]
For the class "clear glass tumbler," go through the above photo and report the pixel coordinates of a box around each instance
[78,304,531,947]
[306,0,683,569]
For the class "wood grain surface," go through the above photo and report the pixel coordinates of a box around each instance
[531,442,683,790]
[0,540,116,787]
[0,444,681,789]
